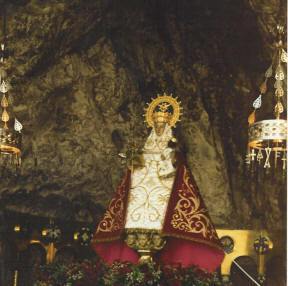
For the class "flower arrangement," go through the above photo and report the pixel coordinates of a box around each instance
[34,259,222,286]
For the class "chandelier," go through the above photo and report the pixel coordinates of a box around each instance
[0,4,23,172]
[246,25,287,172]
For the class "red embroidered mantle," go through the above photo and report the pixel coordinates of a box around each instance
[92,170,131,242]
[92,164,222,251]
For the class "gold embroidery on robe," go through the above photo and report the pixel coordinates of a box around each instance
[96,173,128,233]
[171,167,218,240]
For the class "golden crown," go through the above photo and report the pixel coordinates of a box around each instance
[152,102,171,123]
[144,93,182,128]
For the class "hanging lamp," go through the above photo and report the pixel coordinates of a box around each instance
[0,1,23,172]
[246,25,287,173]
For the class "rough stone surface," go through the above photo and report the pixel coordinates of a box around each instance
[0,0,286,235]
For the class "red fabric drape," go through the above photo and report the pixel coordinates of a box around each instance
[157,238,224,272]
[93,240,139,264]
[92,159,224,272]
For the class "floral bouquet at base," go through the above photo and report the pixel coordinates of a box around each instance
[34,259,107,286]
[34,259,222,286]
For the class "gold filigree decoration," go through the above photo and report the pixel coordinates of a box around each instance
[96,173,128,233]
[171,167,218,240]
[144,93,182,128]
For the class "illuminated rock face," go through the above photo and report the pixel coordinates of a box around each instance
[0,0,285,233]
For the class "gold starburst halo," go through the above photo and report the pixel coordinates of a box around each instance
[144,93,182,128]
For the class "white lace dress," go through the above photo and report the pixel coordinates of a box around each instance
[125,125,176,230]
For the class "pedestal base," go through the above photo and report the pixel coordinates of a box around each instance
[125,229,166,263]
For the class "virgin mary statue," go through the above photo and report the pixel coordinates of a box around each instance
[92,94,224,272]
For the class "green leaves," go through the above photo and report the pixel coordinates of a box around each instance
[34,259,222,286]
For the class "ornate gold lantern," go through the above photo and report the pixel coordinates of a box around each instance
[0,7,23,172]
[246,25,287,172]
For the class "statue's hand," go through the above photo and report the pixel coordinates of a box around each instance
[160,148,177,169]
[118,153,127,159]
[161,147,175,160]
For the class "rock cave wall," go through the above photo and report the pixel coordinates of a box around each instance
[0,0,286,238]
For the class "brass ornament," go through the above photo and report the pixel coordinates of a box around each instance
[0,80,9,93]
[1,94,8,108]
[275,86,284,97]
[259,81,267,94]
[0,5,23,171]
[2,109,9,123]
[144,93,182,128]
[220,235,234,254]
[275,65,285,80]
[254,235,272,284]
[248,119,286,150]
[125,229,166,263]
[14,118,23,133]
[264,65,273,78]
[274,102,284,115]
[274,80,282,89]
[281,49,287,62]
[254,236,271,255]
[248,111,256,125]
[252,94,262,109]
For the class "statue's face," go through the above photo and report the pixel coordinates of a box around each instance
[138,234,148,247]
[152,234,162,247]
[126,234,136,246]
[154,121,166,136]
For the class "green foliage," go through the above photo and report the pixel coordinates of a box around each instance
[34,259,222,286]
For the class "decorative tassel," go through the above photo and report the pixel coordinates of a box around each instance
[275,65,285,80]
[275,86,284,97]
[265,65,273,78]
[253,94,262,109]
[281,49,287,62]
[1,94,8,107]
[259,80,267,94]
[2,108,9,124]
[274,102,284,119]
[14,118,23,133]
[248,110,256,125]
